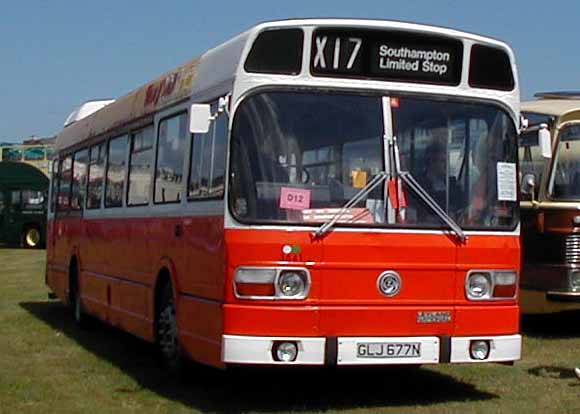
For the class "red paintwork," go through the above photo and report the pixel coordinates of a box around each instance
[47,216,520,368]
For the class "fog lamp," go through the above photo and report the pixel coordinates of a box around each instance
[273,341,298,362]
[470,340,490,360]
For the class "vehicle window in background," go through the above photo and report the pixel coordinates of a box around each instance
[128,126,154,206]
[105,135,128,208]
[2,147,23,161]
[21,190,45,211]
[71,149,88,210]
[550,124,580,200]
[24,147,46,161]
[87,143,105,209]
[10,191,21,208]
[519,112,555,200]
[155,113,187,203]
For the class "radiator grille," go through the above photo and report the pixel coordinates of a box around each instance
[565,235,580,264]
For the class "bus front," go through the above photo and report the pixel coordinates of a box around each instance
[222,20,521,366]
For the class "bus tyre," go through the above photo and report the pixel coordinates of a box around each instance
[23,226,41,248]
[157,284,185,374]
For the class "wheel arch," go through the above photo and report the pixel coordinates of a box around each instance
[67,246,82,305]
[152,257,181,340]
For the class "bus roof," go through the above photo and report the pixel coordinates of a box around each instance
[0,162,49,191]
[522,99,580,117]
[56,18,517,154]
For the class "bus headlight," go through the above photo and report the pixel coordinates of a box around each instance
[466,270,518,300]
[234,267,310,300]
[467,272,491,299]
[278,271,307,297]
[569,269,580,290]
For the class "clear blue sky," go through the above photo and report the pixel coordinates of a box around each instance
[0,1,576,142]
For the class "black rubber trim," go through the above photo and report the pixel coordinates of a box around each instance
[325,337,338,366]
[439,336,451,363]
[547,291,580,303]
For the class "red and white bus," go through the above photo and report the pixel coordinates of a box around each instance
[47,19,523,369]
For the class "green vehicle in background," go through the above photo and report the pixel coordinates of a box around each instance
[0,162,48,248]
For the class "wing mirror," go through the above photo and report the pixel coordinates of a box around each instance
[189,104,211,134]
[521,173,537,203]
[538,124,552,159]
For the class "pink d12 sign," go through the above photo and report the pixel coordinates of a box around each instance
[279,187,311,210]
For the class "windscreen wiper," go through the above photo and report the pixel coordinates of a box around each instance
[313,171,387,239]
[389,135,466,243]
[398,171,467,243]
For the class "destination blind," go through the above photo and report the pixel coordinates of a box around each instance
[310,28,463,86]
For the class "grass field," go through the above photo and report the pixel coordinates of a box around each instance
[1,248,579,414]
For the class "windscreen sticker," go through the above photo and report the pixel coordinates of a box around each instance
[497,162,517,201]
[280,187,311,210]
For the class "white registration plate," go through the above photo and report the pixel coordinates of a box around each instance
[356,342,421,358]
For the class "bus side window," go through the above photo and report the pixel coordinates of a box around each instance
[0,192,4,223]
[72,149,89,210]
[188,105,228,199]
[155,113,187,204]
[58,156,73,213]
[127,125,154,206]
[10,190,22,209]
[105,135,128,208]
[188,128,207,198]
[210,111,228,197]
[87,143,106,209]
[50,159,58,213]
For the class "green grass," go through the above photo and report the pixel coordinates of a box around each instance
[1,248,579,414]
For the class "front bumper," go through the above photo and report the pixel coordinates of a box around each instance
[222,334,521,365]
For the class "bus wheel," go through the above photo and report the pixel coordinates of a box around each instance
[157,284,184,373]
[23,226,41,248]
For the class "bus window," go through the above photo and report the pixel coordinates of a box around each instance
[105,136,128,208]
[518,112,554,200]
[50,159,58,213]
[128,126,154,206]
[21,190,45,211]
[209,112,228,197]
[24,147,46,161]
[188,106,227,199]
[72,149,89,210]
[58,156,72,212]
[188,128,206,198]
[551,124,580,199]
[87,143,105,209]
[155,113,187,203]
[10,191,21,208]
[2,147,23,161]
[230,92,384,222]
